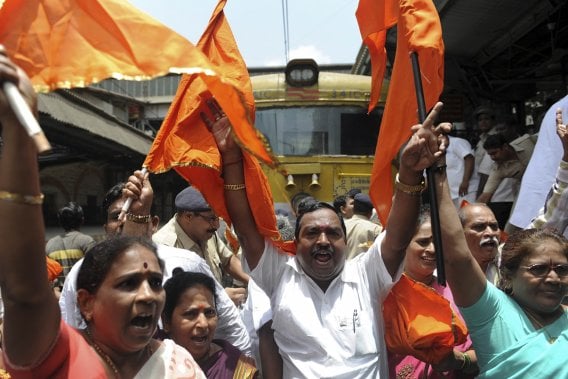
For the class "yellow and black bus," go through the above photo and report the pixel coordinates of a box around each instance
[251,59,387,213]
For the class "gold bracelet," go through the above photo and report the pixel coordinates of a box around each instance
[394,173,425,196]
[126,213,151,224]
[224,183,246,191]
[0,190,44,205]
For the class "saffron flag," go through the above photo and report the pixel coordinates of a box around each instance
[365,0,444,224]
[0,0,210,92]
[356,0,398,113]
[143,0,292,253]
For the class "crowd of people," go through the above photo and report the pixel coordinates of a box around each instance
[0,42,567,379]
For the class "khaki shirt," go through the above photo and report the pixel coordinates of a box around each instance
[152,215,233,283]
[344,214,382,260]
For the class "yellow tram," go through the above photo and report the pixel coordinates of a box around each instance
[251,59,387,212]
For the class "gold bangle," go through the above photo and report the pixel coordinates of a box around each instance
[394,174,425,196]
[224,183,246,191]
[126,213,151,224]
[0,190,44,205]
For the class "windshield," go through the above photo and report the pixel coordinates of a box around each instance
[255,106,381,156]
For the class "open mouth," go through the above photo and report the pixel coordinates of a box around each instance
[131,314,154,329]
[191,335,209,345]
[313,251,332,263]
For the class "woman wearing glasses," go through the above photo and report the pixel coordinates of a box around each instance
[433,128,568,377]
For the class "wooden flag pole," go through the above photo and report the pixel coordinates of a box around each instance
[410,51,446,285]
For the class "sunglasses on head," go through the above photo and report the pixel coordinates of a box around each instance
[521,263,568,278]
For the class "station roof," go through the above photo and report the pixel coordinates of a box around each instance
[353,0,568,104]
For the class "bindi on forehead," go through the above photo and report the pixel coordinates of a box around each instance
[143,262,148,269]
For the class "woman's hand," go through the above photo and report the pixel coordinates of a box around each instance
[400,102,450,174]
[0,45,36,122]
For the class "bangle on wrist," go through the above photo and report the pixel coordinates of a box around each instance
[394,173,425,196]
[460,352,471,370]
[224,183,246,191]
[126,213,151,224]
[0,190,44,205]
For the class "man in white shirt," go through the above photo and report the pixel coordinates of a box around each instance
[59,176,252,355]
[206,100,449,378]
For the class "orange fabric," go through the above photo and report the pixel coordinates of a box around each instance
[355,0,398,112]
[46,257,63,283]
[383,274,468,364]
[143,0,293,254]
[0,0,206,92]
[367,0,444,225]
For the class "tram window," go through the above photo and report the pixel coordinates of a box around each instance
[282,131,328,155]
[340,113,380,155]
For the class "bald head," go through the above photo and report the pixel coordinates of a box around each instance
[459,203,500,271]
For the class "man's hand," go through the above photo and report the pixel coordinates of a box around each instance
[225,287,247,308]
[200,98,242,161]
[123,169,153,216]
[556,108,568,162]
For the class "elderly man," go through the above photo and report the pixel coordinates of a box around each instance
[152,187,249,303]
[206,98,448,378]
[59,176,252,354]
[458,203,501,283]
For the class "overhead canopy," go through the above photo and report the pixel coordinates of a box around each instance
[38,90,152,160]
[354,0,568,104]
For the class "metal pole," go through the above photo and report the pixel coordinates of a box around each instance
[410,52,445,285]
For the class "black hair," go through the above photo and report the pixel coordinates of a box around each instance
[58,202,84,231]
[162,271,217,321]
[353,197,374,215]
[332,195,347,213]
[483,133,508,150]
[102,183,125,222]
[346,188,362,199]
[290,192,312,214]
[294,201,346,240]
[498,228,568,292]
[77,236,163,294]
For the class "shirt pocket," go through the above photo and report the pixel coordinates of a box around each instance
[336,308,377,356]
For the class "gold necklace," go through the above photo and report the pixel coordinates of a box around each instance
[85,327,120,377]
[522,307,563,344]
[84,327,155,378]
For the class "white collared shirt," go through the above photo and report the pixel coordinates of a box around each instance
[252,232,398,378]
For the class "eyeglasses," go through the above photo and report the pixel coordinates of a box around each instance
[193,213,220,224]
[521,263,568,278]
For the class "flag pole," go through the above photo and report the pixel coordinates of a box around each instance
[410,51,445,285]
[3,82,51,153]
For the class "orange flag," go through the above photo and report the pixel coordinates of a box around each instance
[143,0,293,253]
[0,0,205,92]
[367,0,444,224]
[356,0,398,113]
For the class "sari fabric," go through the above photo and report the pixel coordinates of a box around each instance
[200,339,257,379]
[460,282,568,378]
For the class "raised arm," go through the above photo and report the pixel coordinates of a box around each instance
[202,100,265,269]
[380,102,449,277]
[434,151,487,307]
[0,47,60,365]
